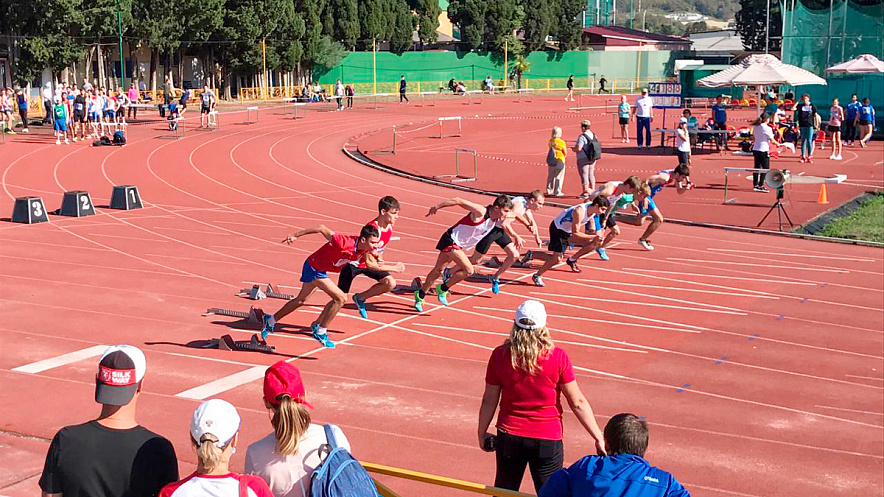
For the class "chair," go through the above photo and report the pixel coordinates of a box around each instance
[814,130,826,150]
[748,98,758,107]
[783,99,794,110]
[740,98,750,107]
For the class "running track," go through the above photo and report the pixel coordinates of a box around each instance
[0,95,882,496]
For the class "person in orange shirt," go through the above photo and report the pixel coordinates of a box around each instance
[546,126,567,197]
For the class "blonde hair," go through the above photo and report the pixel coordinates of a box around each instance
[271,396,312,456]
[505,324,554,375]
[194,434,224,473]
[638,181,651,197]
[551,126,562,138]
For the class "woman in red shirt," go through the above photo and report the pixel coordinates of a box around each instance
[478,300,606,494]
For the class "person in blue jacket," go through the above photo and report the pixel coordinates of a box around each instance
[539,413,690,497]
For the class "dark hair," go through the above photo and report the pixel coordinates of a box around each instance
[359,223,380,240]
[801,93,810,100]
[673,163,690,177]
[604,413,649,457]
[592,195,610,208]
[863,97,870,104]
[378,196,400,213]
[682,109,691,116]
[852,93,857,98]
[623,175,641,189]
[527,189,544,201]
[492,194,513,209]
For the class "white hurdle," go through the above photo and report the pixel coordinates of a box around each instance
[434,148,477,183]
[245,106,259,124]
[438,116,463,138]
[515,88,534,103]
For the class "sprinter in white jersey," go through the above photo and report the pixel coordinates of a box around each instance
[414,195,513,311]
[587,176,641,262]
[522,196,610,287]
[459,190,546,294]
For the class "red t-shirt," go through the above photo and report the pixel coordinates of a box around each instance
[357,220,393,269]
[485,345,576,440]
[306,233,362,273]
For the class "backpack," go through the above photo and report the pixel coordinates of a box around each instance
[583,132,602,162]
[310,425,378,497]
[112,131,126,145]
[546,147,559,167]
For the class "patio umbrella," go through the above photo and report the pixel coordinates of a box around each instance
[825,54,884,74]
[698,54,826,113]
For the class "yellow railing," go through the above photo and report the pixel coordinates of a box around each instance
[364,462,535,497]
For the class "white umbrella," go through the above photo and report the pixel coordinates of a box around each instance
[825,54,884,74]
[698,54,827,88]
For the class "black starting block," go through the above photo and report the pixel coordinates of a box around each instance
[187,334,275,354]
[57,191,95,217]
[203,305,264,324]
[110,185,143,210]
[239,284,296,300]
[11,196,49,224]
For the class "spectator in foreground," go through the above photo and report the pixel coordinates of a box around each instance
[39,345,178,497]
[246,361,351,497]
[160,399,273,497]
[478,300,606,494]
[539,413,691,497]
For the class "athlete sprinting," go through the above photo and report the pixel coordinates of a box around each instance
[258,224,398,348]
[586,176,641,262]
[522,196,610,287]
[461,190,546,293]
[622,164,693,250]
[338,196,404,319]
[414,195,513,311]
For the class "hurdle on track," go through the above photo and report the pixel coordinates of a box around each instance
[370,125,397,155]
[416,91,437,107]
[515,88,534,103]
[568,93,597,112]
[464,90,483,105]
[434,148,477,183]
[245,106,259,124]
[438,116,463,138]
[160,118,186,139]
[207,111,220,130]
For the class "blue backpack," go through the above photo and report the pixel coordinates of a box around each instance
[310,425,379,497]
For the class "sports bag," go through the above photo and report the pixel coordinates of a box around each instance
[310,425,378,497]
[583,133,602,162]
[546,147,558,167]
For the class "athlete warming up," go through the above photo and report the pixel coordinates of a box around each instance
[414,195,513,311]
[462,190,546,294]
[258,224,390,348]
[522,196,610,287]
[338,196,405,319]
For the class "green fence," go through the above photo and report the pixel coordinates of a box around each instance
[314,50,683,94]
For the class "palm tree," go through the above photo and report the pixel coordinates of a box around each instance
[510,56,530,89]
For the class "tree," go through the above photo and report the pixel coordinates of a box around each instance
[324,0,360,49]
[735,0,781,51]
[522,0,553,53]
[410,0,440,46]
[447,0,487,50]
[685,21,709,34]
[2,0,85,84]
[389,1,416,55]
[550,0,584,51]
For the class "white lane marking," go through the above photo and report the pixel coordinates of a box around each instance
[530,291,749,315]
[576,277,780,298]
[814,405,884,416]
[626,268,817,287]
[707,247,877,263]
[410,323,648,353]
[666,258,847,273]
[845,374,884,381]
[12,345,108,374]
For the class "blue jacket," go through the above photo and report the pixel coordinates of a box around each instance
[539,454,690,497]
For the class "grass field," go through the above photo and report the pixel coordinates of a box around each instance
[818,192,884,242]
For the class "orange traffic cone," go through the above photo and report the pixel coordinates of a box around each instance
[817,184,829,204]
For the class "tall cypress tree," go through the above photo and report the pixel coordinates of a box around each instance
[448,0,487,50]
[735,0,782,51]
[522,0,553,53]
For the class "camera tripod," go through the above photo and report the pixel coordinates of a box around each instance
[757,186,794,231]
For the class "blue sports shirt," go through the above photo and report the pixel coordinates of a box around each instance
[539,454,690,497]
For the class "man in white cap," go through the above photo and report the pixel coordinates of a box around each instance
[39,345,178,497]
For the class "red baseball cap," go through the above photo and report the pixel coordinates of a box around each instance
[264,361,313,409]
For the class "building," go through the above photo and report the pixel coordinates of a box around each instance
[689,29,744,57]
[664,12,708,23]
[581,26,691,51]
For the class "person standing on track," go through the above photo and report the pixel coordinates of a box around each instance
[338,196,405,320]
[521,196,610,287]
[675,117,691,166]
[752,114,779,192]
[39,345,179,497]
[566,75,575,101]
[827,97,845,160]
[574,120,600,197]
[257,224,389,348]
[795,93,819,162]
[844,93,861,146]
[478,300,606,494]
[711,95,729,151]
[618,95,630,143]
[52,96,69,144]
[414,195,513,312]
[857,97,876,148]
[14,86,29,133]
[632,88,653,149]
[127,82,140,120]
[546,127,567,197]
[199,84,216,128]
[72,88,88,141]
[399,75,409,104]
[334,79,344,111]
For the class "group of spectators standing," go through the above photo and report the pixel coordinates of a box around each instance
[39,79,135,145]
[39,300,689,497]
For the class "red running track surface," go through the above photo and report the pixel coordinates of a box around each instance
[354,93,883,229]
[0,98,882,497]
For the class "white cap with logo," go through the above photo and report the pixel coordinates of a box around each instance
[515,300,547,331]
[190,399,241,449]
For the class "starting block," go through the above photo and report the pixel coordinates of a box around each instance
[11,196,49,224]
[239,284,295,300]
[187,334,275,354]
[203,305,264,324]
[57,191,95,217]
[110,185,143,210]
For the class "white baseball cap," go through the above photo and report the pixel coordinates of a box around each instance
[515,300,547,330]
[679,117,688,124]
[190,399,241,448]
